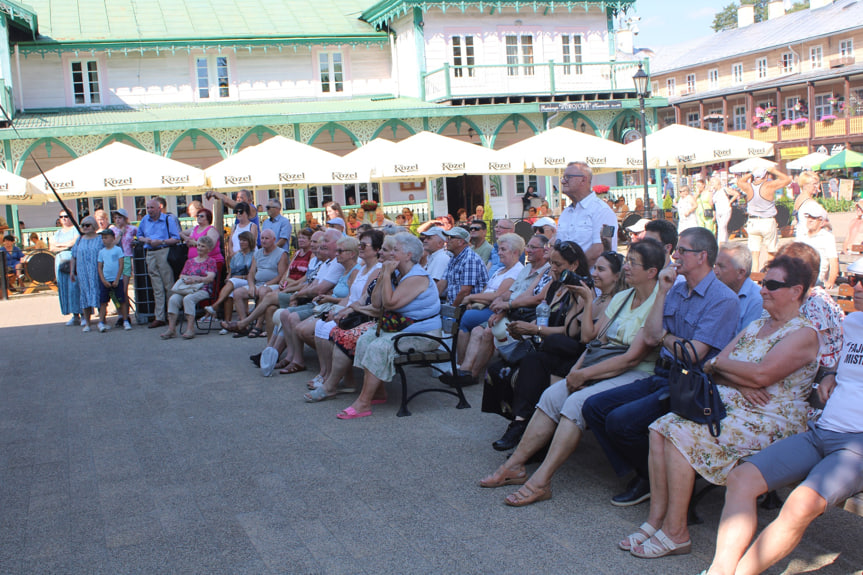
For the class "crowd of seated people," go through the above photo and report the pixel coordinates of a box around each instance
[117,182,860,572]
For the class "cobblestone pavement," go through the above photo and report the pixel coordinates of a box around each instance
[1,295,861,574]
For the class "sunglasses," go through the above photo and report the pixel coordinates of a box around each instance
[561,173,585,182]
[469,227,482,232]
[847,275,863,288]
[675,246,704,255]
[81,223,93,228]
[762,279,795,291]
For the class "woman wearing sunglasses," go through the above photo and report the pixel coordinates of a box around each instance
[69,216,103,332]
[52,211,82,326]
[227,202,258,263]
[623,255,819,560]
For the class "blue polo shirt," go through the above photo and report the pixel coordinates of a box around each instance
[737,277,764,333]
[137,213,180,248]
[262,214,292,247]
[661,270,739,363]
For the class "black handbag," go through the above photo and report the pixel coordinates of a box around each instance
[165,216,188,279]
[497,338,535,365]
[668,339,726,437]
[338,311,368,330]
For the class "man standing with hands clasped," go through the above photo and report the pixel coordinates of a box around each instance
[137,198,181,328]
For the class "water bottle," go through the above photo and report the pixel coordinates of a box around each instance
[535,299,550,343]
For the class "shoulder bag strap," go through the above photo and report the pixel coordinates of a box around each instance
[596,290,635,342]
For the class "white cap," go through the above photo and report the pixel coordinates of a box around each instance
[799,201,828,220]
[420,226,446,240]
[532,216,556,229]
[626,218,651,234]
[847,258,863,275]
[752,168,768,179]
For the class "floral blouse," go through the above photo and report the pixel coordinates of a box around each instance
[180,257,218,297]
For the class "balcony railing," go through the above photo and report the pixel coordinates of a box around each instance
[728,116,863,143]
[423,60,645,102]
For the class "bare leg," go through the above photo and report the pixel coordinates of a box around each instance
[316,337,333,381]
[344,368,384,414]
[210,282,235,310]
[736,485,826,575]
[233,287,250,320]
[162,312,177,337]
[706,462,768,575]
[321,345,353,395]
[285,313,312,367]
[643,429,670,532]
[457,328,471,364]
[523,416,583,490]
[460,325,487,372]
[468,329,495,379]
[181,314,195,338]
[237,291,279,330]
[82,307,92,327]
[480,409,558,485]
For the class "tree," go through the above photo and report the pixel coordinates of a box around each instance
[712,0,786,32]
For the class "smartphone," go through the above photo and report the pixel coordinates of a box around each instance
[601,224,615,238]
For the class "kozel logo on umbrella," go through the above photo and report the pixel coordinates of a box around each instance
[543,156,566,166]
[104,177,133,187]
[677,154,696,163]
[279,172,305,183]
[748,147,769,156]
[46,180,75,190]
[161,175,190,185]
[626,157,643,166]
[331,171,358,181]
[224,175,252,185]
[713,149,732,158]
[394,163,418,173]
[441,162,466,171]
[488,161,511,170]
[585,157,607,166]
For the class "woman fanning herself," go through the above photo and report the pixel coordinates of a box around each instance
[480,239,665,506]
[338,232,441,419]
[625,255,818,559]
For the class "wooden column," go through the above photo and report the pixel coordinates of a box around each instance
[775,87,782,142]
[747,92,754,139]
[808,81,816,147]
[846,76,852,138]
[674,104,681,124]
[699,100,705,129]
[722,96,728,132]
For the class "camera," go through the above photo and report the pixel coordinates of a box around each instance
[559,269,594,290]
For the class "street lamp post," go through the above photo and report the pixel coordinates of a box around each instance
[633,63,651,216]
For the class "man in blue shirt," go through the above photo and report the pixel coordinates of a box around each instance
[261,200,292,249]
[714,243,764,333]
[582,227,740,507]
[1,234,24,291]
[137,198,181,327]
[440,226,488,306]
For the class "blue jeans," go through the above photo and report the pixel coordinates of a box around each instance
[581,369,670,480]
[459,307,494,333]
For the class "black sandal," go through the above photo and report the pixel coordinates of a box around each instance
[232,328,250,338]
[247,327,263,338]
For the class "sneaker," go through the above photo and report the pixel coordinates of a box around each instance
[65,316,78,326]
[123,320,132,331]
[492,419,528,452]
[80,318,87,327]
[82,325,91,333]
[205,305,216,316]
[98,322,108,333]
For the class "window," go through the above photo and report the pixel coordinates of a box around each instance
[685,74,696,93]
[452,36,475,78]
[71,60,100,105]
[781,52,795,74]
[319,52,344,93]
[344,183,379,205]
[733,105,747,131]
[307,186,333,209]
[814,93,834,120]
[810,46,823,69]
[732,63,743,84]
[756,57,768,79]
[686,112,700,127]
[561,34,583,75]
[707,108,724,132]
[506,34,534,76]
[708,69,719,90]
[840,39,854,57]
[196,56,230,99]
[785,97,801,121]
[666,78,676,97]
[516,175,538,195]
[77,197,117,221]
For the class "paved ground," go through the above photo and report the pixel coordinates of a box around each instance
[1,294,862,574]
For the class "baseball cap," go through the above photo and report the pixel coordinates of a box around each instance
[847,258,863,275]
[327,217,346,228]
[752,168,768,179]
[442,226,470,241]
[420,226,446,240]
[626,218,651,234]
[98,228,116,236]
[799,201,828,220]
[111,208,129,219]
[532,216,556,229]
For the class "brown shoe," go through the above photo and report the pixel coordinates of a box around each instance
[148,319,167,328]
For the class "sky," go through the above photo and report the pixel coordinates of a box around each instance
[628,0,762,49]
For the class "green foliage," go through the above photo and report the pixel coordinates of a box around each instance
[776,196,856,213]
[712,3,739,31]
[787,0,810,14]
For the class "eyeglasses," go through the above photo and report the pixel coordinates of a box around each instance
[623,258,645,268]
[762,279,795,291]
[561,173,585,183]
[847,275,863,288]
[526,243,544,250]
[59,215,70,219]
[469,227,483,232]
[675,246,704,256]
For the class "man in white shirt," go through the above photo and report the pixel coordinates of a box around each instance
[799,201,839,289]
[555,161,618,265]
[420,226,452,287]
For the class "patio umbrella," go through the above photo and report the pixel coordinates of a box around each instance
[206,135,343,188]
[31,142,207,199]
[376,131,521,180]
[340,138,398,181]
[500,126,632,173]
[810,149,863,171]
[623,124,774,169]
[0,167,50,205]
[728,157,777,174]
[786,152,831,171]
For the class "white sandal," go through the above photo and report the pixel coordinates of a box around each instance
[618,522,657,551]
[630,529,691,559]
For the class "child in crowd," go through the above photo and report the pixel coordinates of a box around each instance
[96,229,130,332]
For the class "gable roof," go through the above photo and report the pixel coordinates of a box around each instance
[649,0,863,74]
[17,0,381,43]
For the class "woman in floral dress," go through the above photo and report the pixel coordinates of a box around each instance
[621,255,819,560]
[70,216,104,332]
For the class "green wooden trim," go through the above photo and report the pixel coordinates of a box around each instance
[233,126,278,154]
[489,113,538,148]
[96,134,146,150]
[371,118,417,140]
[0,1,37,36]
[293,124,302,141]
[164,129,226,160]
[413,7,426,100]
[14,137,78,175]
[153,131,162,155]
[2,139,11,171]
[307,122,360,146]
[436,116,486,146]
[16,35,389,57]
[606,7,615,58]
[361,0,635,28]
[555,112,600,135]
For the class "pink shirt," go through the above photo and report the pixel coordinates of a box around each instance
[190,225,224,264]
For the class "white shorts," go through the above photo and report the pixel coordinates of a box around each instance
[746,216,778,254]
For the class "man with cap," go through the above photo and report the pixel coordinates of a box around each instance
[799,201,839,289]
[440,226,488,305]
[137,198,181,328]
[699,256,863,575]
[532,217,557,242]
[420,226,452,286]
[326,217,347,235]
[468,219,492,264]
[626,218,651,243]
[737,166,791,273]
[556,161,618,265]
[261,200,292,249]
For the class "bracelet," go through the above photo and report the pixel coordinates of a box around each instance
[537,325,542,336]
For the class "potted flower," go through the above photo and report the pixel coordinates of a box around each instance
[821,114,838,124]
[779,118,794,127]
[592,184,610,194]
[361,200,378,211]
[752,106,776,130]
[792,117,808,125]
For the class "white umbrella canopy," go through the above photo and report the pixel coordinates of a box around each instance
[376,131,521,180]
[31,142,207,199]
[728,157,777,174]
[206,135,343,188]
[500,126,632,173]
[340,138,398,181]
[0,167,50,205]
[786,152,831,171]
[623,124,774,169]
